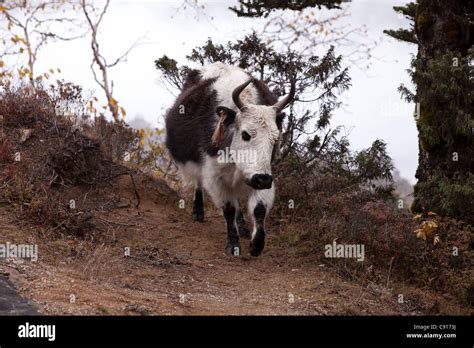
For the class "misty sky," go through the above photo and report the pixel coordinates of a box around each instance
[25,0,417,183]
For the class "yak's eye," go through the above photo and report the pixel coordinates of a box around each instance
[241,131,251,141]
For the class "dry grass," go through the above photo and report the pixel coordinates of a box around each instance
[0,82,143,238]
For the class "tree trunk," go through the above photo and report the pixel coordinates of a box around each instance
[411,0,474,222]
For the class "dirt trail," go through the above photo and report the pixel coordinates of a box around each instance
[0,179,421,316]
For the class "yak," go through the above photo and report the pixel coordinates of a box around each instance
[165,62,295,256]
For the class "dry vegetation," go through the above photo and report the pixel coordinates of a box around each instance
[0,82,175,239]
[272,154,473,311]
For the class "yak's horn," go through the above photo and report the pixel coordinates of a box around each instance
[273,78,296,112]
[232,79,252,110]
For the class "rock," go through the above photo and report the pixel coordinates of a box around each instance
[116,198,131,208]
[123,304,151,315]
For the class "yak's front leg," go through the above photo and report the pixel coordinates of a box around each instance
[236,207,250,239]
[248,187,275,257]
[223,201,240,256]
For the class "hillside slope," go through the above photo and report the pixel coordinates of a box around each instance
[0,192,412,315]
[0,175,468,315]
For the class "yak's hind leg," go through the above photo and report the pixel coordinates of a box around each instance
[203,168,240,255]
[192,187,205,222]
[236,207,250,239]
[176,162,204,222]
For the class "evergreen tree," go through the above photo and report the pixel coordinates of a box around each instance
[385,1,474,223]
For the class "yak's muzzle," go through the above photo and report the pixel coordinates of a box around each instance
[246,174,273,190]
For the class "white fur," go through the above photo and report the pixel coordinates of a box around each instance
[248,186,275,239]
[200,63,260,112]
[176,162,202,188]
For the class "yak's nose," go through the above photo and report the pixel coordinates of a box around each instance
[247,174,273,190]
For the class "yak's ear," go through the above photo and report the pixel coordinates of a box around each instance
[276,112,286,131]
[216,106,236,126]
[212,106,237,147]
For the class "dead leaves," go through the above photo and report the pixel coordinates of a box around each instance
[413,211,441,245]
[414,218,439,245]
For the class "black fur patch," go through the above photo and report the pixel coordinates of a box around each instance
[223,202,240,255]
[236,209,250,239]
[251,78,278,106]
[253,201,266,226]
[165,73,218,164]
[192,188,204,222]
[249,227,265,257]
[181,69,201,91]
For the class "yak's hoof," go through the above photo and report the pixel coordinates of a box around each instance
[192,211,204,222]
[238,225,250,239]
[225,243,241,256]
[249,237,265,257]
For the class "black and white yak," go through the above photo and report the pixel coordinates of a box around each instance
[165,62,295,256]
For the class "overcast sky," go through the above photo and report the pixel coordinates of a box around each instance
[28,0,418,183]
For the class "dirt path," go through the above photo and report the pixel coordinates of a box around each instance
[0,181,422,316]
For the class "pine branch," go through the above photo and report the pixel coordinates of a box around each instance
[229,0,344,18]
[384,29,417,44]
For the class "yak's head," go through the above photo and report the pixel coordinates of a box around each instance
[212,79,295,190]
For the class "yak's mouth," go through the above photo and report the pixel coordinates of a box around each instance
[245,174,273,190]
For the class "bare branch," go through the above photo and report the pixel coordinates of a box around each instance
[80,0,141,122]
[0,0,86,86]
[106,37,144,68]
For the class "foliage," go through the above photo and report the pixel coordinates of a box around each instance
[413,170,474,223]
[353,139,394,184]
[80,0,137,122]
[0,0,133,123]
[400,49,473,150]
[229,0,344,18]
[383,2,417,44]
